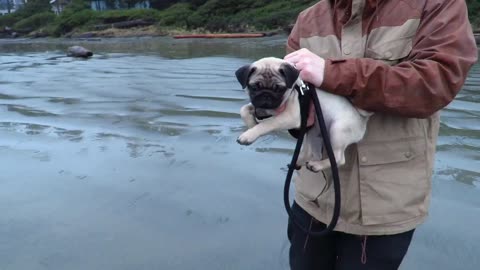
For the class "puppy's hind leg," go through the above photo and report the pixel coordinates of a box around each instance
[306,144,347,172]
[306,124,350,172]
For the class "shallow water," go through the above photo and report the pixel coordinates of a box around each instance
[0,36,479,270]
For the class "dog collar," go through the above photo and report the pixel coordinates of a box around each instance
[254,102,288,121]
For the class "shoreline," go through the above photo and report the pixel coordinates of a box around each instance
[3,33,479,47]
[1,18,478,43]
[1,25,285,40]
[2,26,479,48]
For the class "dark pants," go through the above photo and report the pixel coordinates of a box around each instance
[288,202,415,270]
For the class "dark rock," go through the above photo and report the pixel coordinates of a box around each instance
[67,46,93,58]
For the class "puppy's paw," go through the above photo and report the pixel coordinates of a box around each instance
[306,160,330,173]
[236,130,259,145]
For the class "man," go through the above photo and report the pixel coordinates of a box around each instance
[283,0,478,269]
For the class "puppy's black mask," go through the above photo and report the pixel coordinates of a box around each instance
[235,62,299,109]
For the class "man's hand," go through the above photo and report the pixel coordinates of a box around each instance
[284,48,326,88]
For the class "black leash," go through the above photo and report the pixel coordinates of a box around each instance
[284,81,341,236]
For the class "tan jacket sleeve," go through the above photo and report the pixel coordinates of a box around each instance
[320,0,478,118]
[286,14,302,54]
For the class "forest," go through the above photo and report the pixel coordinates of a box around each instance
[0,0,479,38]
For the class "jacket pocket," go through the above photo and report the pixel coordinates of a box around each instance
[294,168,328,202]
[365,19,419,64]
[357,137,430,225]
[294,129,329,201]
[365,37,413,65]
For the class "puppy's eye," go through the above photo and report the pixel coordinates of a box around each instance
[249,83,262,91]
[273,85,285,92]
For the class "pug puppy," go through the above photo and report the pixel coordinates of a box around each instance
[235,57,372,172]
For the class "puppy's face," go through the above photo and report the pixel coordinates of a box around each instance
[235,57,299,109]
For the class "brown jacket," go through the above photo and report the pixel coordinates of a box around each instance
[287,0,478,235]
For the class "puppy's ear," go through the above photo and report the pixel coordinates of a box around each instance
[280,63,300,89]
[235,64,256,89]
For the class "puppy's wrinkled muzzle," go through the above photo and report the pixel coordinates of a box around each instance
[251,91,283,109]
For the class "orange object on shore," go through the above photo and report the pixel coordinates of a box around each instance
[173,33,267,39]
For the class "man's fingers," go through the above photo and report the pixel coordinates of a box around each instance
[285,59,300,69]
[284,53,299,62]
[284,50,300,60]
[285,55,304,68]
[294,61,306,70]
[285,48,325,87]
[284,48,309,61]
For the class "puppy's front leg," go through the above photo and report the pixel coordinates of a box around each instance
[240,103,257,128]
[237,103,300,145]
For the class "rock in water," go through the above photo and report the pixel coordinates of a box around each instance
[67,46,93,58]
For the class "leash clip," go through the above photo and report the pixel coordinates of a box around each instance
[299,80,309,96]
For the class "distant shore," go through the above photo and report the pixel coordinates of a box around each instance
[0,23,285,40]
[63,26,283,39]
[2,24,479,48]
[69,26,479,44]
